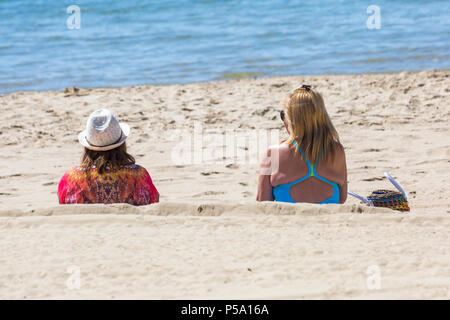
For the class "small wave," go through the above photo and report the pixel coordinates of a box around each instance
[218,71,265,80]
[351,57,398,64]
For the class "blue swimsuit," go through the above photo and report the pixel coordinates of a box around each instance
[272,141,340,204]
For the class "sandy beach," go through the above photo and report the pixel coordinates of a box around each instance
[0,70,449,299]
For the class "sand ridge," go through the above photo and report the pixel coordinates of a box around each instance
[1,211,449,299]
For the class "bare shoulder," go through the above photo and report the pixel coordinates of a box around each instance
[322,142,346,171]
[334,142,346,159]
[261,142,290,160]
[331,142,347,175]
[270,141,291,157]
[259,142,291,175]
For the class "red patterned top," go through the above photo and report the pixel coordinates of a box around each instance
[58,165,159,206]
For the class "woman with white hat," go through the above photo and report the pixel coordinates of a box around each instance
[58,109,159,205]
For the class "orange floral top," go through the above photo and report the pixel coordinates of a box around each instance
[58,165,159,206]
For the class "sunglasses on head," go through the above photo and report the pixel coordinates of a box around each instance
[280,110,285,121]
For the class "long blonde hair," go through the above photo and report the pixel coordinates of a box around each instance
[284,86,341,164]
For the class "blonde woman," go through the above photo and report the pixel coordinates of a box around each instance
[58,109,159,205]
[257,85,347,204]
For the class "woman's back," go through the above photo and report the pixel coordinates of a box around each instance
[257,85,347,204]
[58,109,159,206]
[58,164,159,205]
[270,142,347,203]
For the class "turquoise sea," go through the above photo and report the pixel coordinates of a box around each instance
[0,0,449,93]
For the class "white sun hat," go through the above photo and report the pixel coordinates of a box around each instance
[78,109,130,151]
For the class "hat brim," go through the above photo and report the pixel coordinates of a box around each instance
[78,123,130,151]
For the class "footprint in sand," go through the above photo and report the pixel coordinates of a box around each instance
[362,177,384,182]
[193,191,225,197]
[252,106,273,117]
[271,82,287,88]
[63,86,88,97]
[201,171,221,176]
[209,98,220,105]
[0,173,22,179]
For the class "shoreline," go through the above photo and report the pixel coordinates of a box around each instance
[2,68,449,96]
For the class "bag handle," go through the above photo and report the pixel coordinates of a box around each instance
[384,172,407,201]
[347,191,373,206]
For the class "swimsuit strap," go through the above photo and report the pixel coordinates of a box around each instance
[292,141,313,175]
[293,141,328,179]
[292,140,307,162]
[274,141,339,204]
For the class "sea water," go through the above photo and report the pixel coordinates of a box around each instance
[0,0,449,93]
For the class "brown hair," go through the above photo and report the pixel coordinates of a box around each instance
[284,86,341,164]
[81,142,135,174]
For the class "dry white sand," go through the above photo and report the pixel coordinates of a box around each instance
[0,70,449,299]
